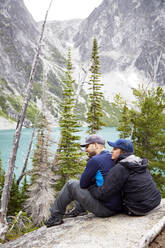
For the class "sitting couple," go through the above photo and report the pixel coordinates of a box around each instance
[45,134,161,227]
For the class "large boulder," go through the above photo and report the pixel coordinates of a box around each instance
[1,199,165,248]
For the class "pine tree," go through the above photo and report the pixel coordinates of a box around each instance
[131,87,165,161]
[20,175,29,206]
[7,175,22,216]
[25,115,56,226]
[117,86,165,195]
[0,155,26,217]
[55,49,85,191]
[86,38,105,134]
[117,103,133,138]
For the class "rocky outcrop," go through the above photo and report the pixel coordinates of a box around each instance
[0,0,65,125]
[0,0,40,91]
[1,199,165,248]
[73,0,165,85]
[0,0,165,126]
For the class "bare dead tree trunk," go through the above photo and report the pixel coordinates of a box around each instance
[16,127,36,185]
[0,0,54,239]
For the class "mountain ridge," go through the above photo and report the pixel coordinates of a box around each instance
[0,0,165,128]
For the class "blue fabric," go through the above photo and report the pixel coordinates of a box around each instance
[95,170,104,186]
[108,139,134,153]
[80,150,122,212]
[80,150,114,188]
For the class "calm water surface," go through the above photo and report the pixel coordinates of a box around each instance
[0,127,120,178]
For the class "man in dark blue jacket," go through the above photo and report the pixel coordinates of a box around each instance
[45,134,122,227]
[89,139,161,216]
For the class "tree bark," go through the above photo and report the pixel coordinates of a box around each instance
[0,0,54,239]
[17,127,36,185]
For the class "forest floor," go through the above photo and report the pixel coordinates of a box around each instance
[149,226,165,247]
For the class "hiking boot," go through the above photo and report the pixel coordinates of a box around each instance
[65,208,88,218]
[45,215,63,227]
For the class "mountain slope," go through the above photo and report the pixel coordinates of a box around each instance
[73,0,165,100]
[0,0,165,128]
[0,0,66,127]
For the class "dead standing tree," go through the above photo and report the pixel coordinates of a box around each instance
[0,0,54,240]
[16,127,36,186]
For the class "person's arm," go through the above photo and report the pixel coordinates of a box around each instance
[80,158,99,188]
[88,164,129,200]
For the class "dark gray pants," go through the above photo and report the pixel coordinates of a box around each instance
[50,179,115,217]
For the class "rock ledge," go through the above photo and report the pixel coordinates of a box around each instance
[1,199,165,248]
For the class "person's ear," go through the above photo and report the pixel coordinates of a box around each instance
[95,143,98,149]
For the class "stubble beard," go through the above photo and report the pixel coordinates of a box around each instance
[88,151,97,158]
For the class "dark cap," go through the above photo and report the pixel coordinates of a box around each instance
[108,139,134,153]
[80,134,105,147]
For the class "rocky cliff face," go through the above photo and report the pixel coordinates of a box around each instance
[0,0,66,126]
[72,0,165,99]
[74,0,165,79]
[0,0,40,92]
[0,0,165,126]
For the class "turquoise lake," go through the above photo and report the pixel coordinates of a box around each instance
[0,127,120,178]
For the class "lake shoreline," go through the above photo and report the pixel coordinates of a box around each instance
[0,127,119,176]
[0,117,16,130]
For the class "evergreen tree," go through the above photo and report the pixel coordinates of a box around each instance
[20,175,29,206]
[117,86,165,195]
[56,49,85,191]
[31,115,49,183]
[117,103,133,139]
[0,154,27,217]
[7,175,22,216]
[86,38,105,134]
[133,87,164,161]
[25,115,56,226]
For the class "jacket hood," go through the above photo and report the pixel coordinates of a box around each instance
[117,154,148,172]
